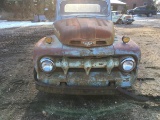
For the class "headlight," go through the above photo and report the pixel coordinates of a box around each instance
[40,57,55,72]
[122,36,130,43]
[120,57,136,72]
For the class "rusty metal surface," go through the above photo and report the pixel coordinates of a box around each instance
[33,35,141,81]
[62,44,115,57]
[52,57,119,75]
[36,81,118,95]
[33,35,141,62]
[33,35,115,71]
[37,70,136,87]
[113,36,141,59]
[53,18,115,47]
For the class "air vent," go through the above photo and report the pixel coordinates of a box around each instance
[96,41,107,45]
[70,41,81,44]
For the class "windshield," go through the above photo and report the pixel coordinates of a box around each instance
[60,0,108,16]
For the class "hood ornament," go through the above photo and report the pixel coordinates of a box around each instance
[82,41,94,47]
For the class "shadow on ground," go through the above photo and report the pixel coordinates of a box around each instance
[21,92,160,120]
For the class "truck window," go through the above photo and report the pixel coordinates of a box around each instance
[65,4,100,13]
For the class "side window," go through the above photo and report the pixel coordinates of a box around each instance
[136,8,140,10]
[141,7,146,10]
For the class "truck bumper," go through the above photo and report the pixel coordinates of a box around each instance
[36,71,136,88]
[34,60,137,94]
[36,81,118,95]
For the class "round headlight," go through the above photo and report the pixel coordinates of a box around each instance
[120,57,136,72]
[40,58,54,72]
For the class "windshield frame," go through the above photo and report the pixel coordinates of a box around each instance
[55,0,111,21]
[59,0,110,17]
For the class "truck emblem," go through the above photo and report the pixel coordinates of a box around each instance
[82,41,94,47]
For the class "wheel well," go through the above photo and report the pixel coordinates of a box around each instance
[34,68,38,81]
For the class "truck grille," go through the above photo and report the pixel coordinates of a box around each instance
[53,57,119,75]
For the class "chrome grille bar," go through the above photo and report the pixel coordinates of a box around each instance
[54,57,119,75]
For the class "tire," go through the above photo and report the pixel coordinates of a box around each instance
[147,13,152,17]
[118,19,123,24]
[124,22,128,25]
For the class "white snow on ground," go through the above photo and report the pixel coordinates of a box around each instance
[0,13,160,29]
[134,17,156,21]
[133,14,160,21]
[0,20,53,29]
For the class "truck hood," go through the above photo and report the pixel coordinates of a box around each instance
[53,18,115,47]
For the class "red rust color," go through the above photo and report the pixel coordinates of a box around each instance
[54,18,115,46]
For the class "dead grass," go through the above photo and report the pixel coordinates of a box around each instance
[116,27,160,96]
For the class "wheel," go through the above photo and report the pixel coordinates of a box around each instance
[124,22,128,25]
[118,19,122,24]
[147,13,152,17]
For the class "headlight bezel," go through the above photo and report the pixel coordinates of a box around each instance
[120,57,136,73]
[40,57,55,73]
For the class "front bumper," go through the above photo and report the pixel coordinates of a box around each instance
[36,81,118,95]
[37,71,136,87]
[35,69,137,95]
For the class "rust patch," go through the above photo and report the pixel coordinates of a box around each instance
[53,18,115,47]
[113,36,141,60]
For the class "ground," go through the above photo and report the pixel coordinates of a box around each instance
[0,17,160,120]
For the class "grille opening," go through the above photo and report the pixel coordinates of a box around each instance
[96,41,107,45]
[68,68,85,72]
[90,68,107,72]
[109,81,115,86]
[70,41,81,44]
[60,82,67,86]
[54,68,64,72]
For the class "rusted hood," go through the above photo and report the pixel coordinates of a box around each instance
[53,18,115,47]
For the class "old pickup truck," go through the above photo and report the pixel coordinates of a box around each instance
[112,11,134,24]
[33,0,141,95]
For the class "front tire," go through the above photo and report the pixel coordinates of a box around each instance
[147,13,152,17]
[118,19,123,24]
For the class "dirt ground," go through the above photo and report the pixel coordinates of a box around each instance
[0,20,160,120]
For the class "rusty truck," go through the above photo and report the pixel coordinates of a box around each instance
[33,0,141,95]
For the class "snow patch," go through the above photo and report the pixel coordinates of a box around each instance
[0,21,53,29]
